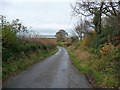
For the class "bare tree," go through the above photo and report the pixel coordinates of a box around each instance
[73,19,90,40]
[71,1,120,34]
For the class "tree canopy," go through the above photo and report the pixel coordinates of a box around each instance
[55,29,68,42]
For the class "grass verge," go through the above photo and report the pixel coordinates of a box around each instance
[2,47,58,82]
[67,48,119,88]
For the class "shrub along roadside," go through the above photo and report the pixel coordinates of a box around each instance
[67,48,119,88]
[2,47,58,82]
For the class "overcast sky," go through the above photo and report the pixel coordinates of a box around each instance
[0,0,77,35]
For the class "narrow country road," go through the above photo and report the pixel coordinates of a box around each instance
[3,47,91,88]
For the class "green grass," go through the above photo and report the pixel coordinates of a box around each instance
[2,47,58,81]
[67,48,119,88]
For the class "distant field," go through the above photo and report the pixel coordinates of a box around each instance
[22,38,57,45]
[40,35,56,38]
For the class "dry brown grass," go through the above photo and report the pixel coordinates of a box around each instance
[23,38,57,45]
[100,43,115,56]
[68,43,92,60]
[75,49,91,60]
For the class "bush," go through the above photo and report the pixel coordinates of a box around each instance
[109,48,120,85]
[2,25,57,61]
[89,30,108,49]
[2,26,19,48]
[2,48,13,61]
